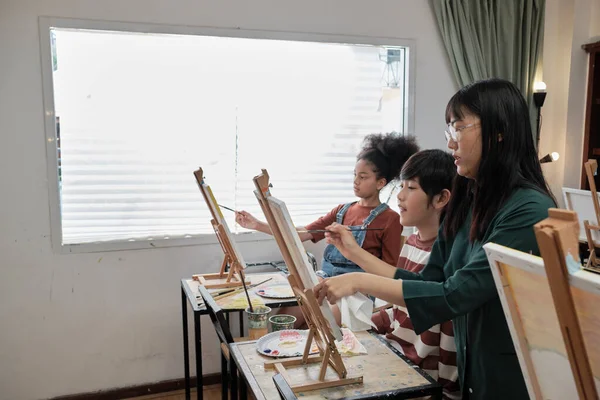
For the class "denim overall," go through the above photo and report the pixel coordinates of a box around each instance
[320,202,389,278]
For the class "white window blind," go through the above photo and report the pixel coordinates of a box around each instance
[49,28,409,246]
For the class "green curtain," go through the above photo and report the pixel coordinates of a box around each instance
[431,0,545,140]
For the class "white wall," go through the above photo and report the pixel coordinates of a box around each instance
[564,0,596,189]
[539,0,575,204]
[543,0,600,193]
[0,1,455,399]
[590,0,600,39]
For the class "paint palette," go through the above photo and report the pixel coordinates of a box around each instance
[256,329,318,358]
[254,283,295,299]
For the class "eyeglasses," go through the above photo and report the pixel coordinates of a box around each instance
[444,122,479,142]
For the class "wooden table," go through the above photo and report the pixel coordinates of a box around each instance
[229,330,442,400]
[181,263,299,400]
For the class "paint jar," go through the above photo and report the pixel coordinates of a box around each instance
[245,305,271,339]
[269,314,297,332]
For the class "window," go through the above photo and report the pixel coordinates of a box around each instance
[40,18,414,253]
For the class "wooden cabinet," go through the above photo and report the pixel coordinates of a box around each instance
[582,41,600,190]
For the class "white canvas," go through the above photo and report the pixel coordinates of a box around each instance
[485,242,579,399]
[562,187,600,245]
[262,194,343,341]
[200,181,248,269]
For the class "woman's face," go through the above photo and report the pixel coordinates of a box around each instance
[446,112,482,179]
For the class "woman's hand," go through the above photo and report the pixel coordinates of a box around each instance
[324,223,361,259]
[235,210,259,230]
[313,273,361,305]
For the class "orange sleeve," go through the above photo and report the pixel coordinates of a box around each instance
[304,205,343,243]
[380,214,403,266]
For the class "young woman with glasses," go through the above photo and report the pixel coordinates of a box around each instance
[315,78,556,399]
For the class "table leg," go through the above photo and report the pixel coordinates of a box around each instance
[221,352,228,400]
[194,311,203,400]
[239,310,244,337]
[182,287,190,400]
[239,370,247,400]
[230,354,239,400]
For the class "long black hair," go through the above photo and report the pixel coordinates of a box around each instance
[357,132,419,186]
[443,78,556,241]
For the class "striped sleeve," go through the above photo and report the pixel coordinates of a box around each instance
[372,233,461,399]
[438,320,460,399]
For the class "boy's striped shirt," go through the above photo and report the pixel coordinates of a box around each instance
[372,233,460,399]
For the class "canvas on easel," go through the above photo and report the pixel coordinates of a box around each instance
[192,167,248,289]
[562,187,600,245]
[535,209,600,398]
[584,159,600,271]
[485,242,580,399]
[485,209,600,399]
[252,169,363,393]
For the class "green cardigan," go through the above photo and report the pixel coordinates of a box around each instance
[395,188,555,400]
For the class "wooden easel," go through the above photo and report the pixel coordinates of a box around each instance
[583,159,600,272]
[252,169,363,393]
[192,168,247,289]
[534,209,598,400]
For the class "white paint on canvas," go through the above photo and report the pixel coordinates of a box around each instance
[530,349,578,399]
[266,195,343,341]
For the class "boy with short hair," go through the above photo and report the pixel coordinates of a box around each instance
[372,149,460,399]
[315,149,460,399]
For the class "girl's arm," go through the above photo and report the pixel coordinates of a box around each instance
[380,216,403,266]
[235,211,313,241]
[314,225,449,307]
[295,227,314,242]
[235,211,271,234]
[325,223,398,278]
[302,207,339,243]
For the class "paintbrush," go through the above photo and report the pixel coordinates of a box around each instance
[297,227,384,234]
[239,272,253,312]
[212,285,247,301]
[210,286,240,296]
[218,204,237,213]
[212,277,273,300]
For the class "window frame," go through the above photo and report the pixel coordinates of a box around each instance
[39,16,416,254]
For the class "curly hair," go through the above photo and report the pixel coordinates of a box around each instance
[357,132,419,186]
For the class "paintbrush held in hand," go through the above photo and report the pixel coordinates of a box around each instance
[218,204,236,213]
[297,228,384,234]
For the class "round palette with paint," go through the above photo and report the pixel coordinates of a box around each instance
[254,283,295,299]
[256,329,319,358]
